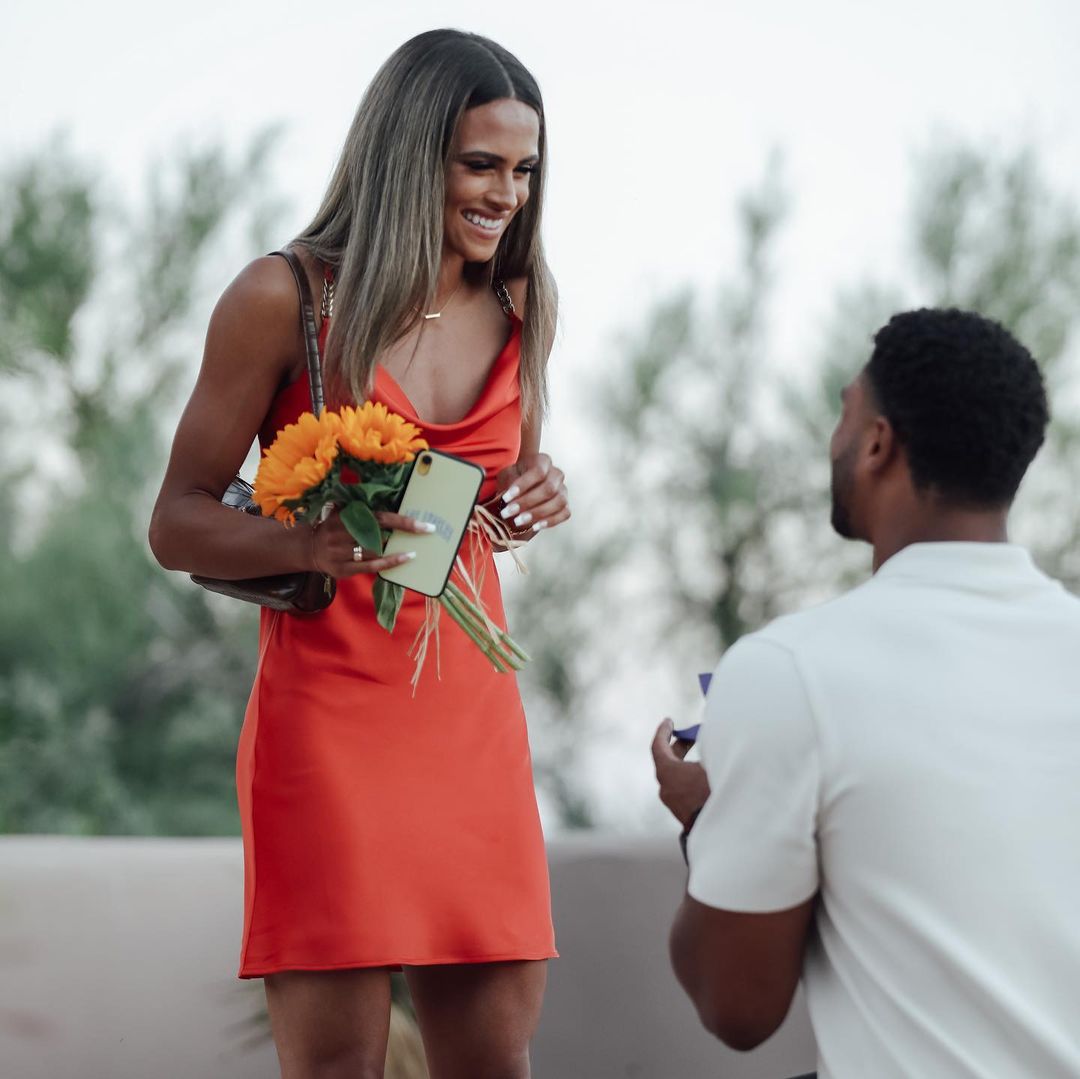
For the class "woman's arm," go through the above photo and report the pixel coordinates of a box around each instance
[149,255,423,581]
[149,256,314,578]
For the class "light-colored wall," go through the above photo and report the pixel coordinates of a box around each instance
[0,836,815,1079]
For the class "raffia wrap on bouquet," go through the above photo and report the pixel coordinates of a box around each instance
[407,503,530,692]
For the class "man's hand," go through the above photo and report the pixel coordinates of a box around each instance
[651,719,711,829]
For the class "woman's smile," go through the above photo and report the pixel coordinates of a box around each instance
[463,210,505,232]
[443,98,540,263]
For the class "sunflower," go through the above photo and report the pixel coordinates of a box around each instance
[337,401,428,464]
[253,410,342,523]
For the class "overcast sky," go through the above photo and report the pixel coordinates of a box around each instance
[6,0,1079,391]
[5,0,1079,825]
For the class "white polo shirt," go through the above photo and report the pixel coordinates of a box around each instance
[687,542,1080,1078]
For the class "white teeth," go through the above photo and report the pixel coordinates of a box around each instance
[464,211,501,231]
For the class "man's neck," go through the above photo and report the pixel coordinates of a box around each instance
[871,509,1010,572]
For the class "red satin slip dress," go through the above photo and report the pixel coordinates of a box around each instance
[235,271,556,976]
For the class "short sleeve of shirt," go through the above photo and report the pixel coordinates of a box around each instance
[687,634,821,912]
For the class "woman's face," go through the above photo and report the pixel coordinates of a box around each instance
[443,98,541,263]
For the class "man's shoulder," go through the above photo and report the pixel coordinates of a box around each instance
[709,586,882,700]
[747,551,1080,662]
[749,577,881,656]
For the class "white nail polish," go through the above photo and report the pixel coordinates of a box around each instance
[403,551,417,560]
[514,512,532,528]
[531,521,548,532]
[502,486,520,504]
[417,522,437,533]
[501,503,519,520]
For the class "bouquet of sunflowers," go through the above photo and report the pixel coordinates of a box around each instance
[252,401,528,686]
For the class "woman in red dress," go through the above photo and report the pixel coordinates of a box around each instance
[150,29,569,1078]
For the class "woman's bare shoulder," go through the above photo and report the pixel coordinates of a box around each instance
[214,254,299,328]
[204,254,303,377]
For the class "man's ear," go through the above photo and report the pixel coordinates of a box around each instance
[864,416,898,476]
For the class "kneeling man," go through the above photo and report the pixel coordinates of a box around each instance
[653,308,1080,1077]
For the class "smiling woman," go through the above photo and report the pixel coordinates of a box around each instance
[149,28,569,1079]
[445,100,541,264]
[294,31,557,425]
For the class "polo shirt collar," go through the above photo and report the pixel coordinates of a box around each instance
[875,542,1047,592]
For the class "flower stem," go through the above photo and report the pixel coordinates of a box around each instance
[441,586,518,666]
[439,591,516,672]
[437,592,505,669]
[440,593,513,672]
[444,581,531,665]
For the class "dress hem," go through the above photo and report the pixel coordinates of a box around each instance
[238,946,559,980]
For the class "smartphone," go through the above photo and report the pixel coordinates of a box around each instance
[379,449,485,597]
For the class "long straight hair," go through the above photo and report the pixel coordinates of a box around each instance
[295,30,555,420]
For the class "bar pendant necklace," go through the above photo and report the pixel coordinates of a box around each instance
[423,282,461,320]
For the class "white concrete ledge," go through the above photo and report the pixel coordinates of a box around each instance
[0,836,815,1078]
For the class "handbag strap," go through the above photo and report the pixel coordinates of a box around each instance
[493,279,517,319]
[271,248,326,416]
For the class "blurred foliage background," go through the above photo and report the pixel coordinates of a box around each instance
[2,134,1078,835]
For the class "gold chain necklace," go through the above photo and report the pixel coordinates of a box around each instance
[421,281,462,320]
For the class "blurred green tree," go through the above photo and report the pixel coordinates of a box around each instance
[507,142,1080,827]
[0,134,282,834]
[4,136,1077,835]
[802,143,1080,586]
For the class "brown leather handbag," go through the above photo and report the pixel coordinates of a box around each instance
[190,248,336,613]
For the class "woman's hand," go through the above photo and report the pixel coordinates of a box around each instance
[490,453,570,540]
[310,511,435,579]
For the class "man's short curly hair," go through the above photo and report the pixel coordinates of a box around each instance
[865,308,1049,507]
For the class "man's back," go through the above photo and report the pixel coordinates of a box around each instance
[688,542,1080,1077]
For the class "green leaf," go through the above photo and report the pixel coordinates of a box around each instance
[373,578,404,633]
[340,501,383,554]
[358,481,404,502]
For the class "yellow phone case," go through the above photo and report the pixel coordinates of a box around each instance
[379,449,485,597]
